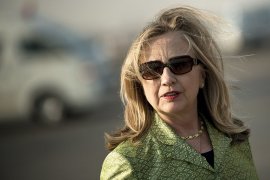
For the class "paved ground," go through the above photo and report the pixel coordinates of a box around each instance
[0,49,269,180]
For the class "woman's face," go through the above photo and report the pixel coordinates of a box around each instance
[140,31,205,117]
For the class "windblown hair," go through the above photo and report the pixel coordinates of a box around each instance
[106,6,249,151]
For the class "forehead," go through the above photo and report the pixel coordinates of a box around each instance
[141,31,192,62]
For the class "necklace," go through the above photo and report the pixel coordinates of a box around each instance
[180,120,204,140]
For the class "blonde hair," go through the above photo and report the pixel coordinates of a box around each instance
[106,6,249,151]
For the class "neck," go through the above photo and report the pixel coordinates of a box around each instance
[157,110,201,137]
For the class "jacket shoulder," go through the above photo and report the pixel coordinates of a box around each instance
[101,134,157,180]
[114,130,161,158]
[100,151,135,180]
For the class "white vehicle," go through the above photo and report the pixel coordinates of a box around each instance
[0,23,107,123]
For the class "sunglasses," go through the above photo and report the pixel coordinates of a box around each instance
[139,55,201,80]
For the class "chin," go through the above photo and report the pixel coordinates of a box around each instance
[159,104,185,115]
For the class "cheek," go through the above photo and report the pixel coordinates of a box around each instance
[182,75,202,99]
[142,82,159,106]
[188,82,200,98]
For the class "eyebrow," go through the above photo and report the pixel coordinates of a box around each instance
[147,55,193,62]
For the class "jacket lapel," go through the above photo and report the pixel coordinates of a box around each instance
[205,120,232,170]
[152,114,215,171]
[170,140,214,171]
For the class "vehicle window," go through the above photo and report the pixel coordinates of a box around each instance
[19,34,71,56]
[18,31,106,63]
[20,38,51,54]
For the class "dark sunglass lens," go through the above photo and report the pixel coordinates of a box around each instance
[140,61,163,80]
[170,57,193,75]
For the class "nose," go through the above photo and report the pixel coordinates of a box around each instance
[160,67,176,86]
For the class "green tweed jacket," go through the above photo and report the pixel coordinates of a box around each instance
[101,115,258,180]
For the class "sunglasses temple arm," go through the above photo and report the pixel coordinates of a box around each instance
[194,58,200,65]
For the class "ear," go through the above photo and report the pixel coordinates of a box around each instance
[200,67,206,88]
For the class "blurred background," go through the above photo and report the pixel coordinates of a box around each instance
[0,0,269,179]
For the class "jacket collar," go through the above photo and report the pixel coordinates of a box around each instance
[150,113,232,171]
[204,115,232,170]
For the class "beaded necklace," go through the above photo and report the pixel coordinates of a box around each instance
[180,121,204,140]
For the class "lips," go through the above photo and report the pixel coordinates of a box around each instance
[161,91,180,100]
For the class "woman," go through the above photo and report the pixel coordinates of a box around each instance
[101,6,258,179]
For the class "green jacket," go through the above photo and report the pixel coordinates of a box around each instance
[101,115,258,180]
